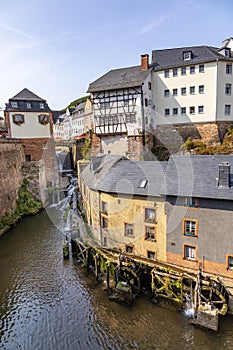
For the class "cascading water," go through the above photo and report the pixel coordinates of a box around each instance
[183,283,195,318]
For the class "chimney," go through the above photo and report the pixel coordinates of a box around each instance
[141,54,149,70]
[218,162,230,188]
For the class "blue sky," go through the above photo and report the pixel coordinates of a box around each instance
[0,0,233,110]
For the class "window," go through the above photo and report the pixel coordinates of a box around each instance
[164,89,170,97]
[164,69,170,78]
[183,51,192,60]
[145,208,156,223]
[26,102,31,109]
[40,103,45,109]
[38,114,49,125]
[225,48,231,57]
[13,114,24,125]
[199,64,205,73]
[173,68,178,77]
[190,66,195,74]
[226,63,232,74]
[101,201,108,214]
[147,251,155,259]
[184,197,198,208]
[198,105,204,113]
[181,87,186,95]
[173,88,178,96]
[125,223,134,237]
[145,98,148,106]
[181,107,186,115]
[199,85,204,94]
[225,104,231,115]
[11,101,18,108]
[126,245,134,254]
[101,216,108,228]
[190,86,195,94]
[145,226,155,241]
[148,82,151,90]
[124,100,129,107]
[25,155,31,162]
[173,108,178,116]
[126,114,136,123]
[139,179,147,188]
[227,255,233,270]
[183,219,198,236]
[181,67,186,75]
[190,106,195,114]
[225,83,232,95]
[165,109,170,116]
[184,245,196,260]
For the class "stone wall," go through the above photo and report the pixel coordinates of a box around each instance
[90,133,101,157]
[23,137,50,161]
[127,135,144,160]
[0,138,58,219]
[0,139,24,217]
[155,122,233,151]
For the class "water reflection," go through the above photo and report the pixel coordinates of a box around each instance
[0,210,232,350]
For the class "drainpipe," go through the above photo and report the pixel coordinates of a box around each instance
[98,190,103,245]
[140,84,146,147]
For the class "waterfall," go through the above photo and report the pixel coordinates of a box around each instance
[183,284,195,318]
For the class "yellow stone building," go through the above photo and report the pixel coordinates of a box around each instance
[79,155,167,261]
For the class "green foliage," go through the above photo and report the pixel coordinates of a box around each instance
[184,138,194,150]
[80,133,91,160]
[60,95,90,113]
[63,243,69,258]
[0,179,42,232]
[151,145,170,161]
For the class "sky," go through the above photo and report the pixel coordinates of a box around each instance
[0,0,233,111]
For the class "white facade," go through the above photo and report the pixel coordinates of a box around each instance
[153,42,233,126]
[9,111,51,138]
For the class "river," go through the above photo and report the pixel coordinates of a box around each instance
[0,208,233,350]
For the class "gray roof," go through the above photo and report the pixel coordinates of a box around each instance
[81,154,167,197]
[5,88,50,112]
[152,45,233,71]
[81,154,125,190]
[161,155,233,200]
[81,154,233,201]
[10,88,45,101]
[87,66,150,93]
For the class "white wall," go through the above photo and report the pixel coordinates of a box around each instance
[10,112,51,138]
[154,61,218,125]
[216,60,233,121]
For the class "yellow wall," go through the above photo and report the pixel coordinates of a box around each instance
[100,192,166,261]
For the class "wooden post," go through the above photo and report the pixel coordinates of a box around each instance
[86,247,90,274]
[106,264,110,289]
[95,255,99,282]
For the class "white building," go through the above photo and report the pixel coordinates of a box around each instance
[152,38,233,127]
[5,88,53,161]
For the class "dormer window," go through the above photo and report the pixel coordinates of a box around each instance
[183,51,192,61]
[11,101,18,108]
[40,103,45,109]
[225,48,231,57]
[26,102,31,109]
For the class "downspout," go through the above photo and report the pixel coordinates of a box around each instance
[215,59,219,124]
[98,190,103,246]
[140,84,146,147]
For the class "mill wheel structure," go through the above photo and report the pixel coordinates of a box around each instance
[151,265,228,316]
[114,265,143,293]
